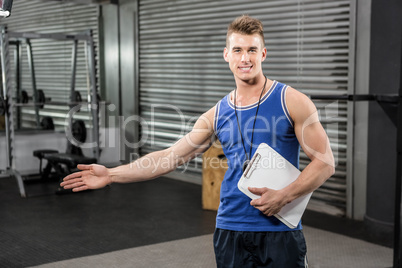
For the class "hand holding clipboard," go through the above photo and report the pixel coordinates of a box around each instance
[237,143,312,229]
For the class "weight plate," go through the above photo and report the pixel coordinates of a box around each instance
[70,91,82,112]
[40,116,54,130]
[21,90,28,103]
[72,91,82,103]
[38,90,45,108]
[0,96,5,116]
[72,120,86,143]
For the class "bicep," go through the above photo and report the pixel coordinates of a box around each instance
[169,106,216,162]
[295,113,332,163]
[287,88,334,166]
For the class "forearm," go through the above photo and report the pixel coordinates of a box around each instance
[108,148,184,184]
[107,108,215,184]
[279,159,335,203]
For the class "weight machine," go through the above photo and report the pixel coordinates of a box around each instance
[8,33,85,130]
[0,26,100,197]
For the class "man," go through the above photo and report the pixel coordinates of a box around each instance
[61,15,335,267]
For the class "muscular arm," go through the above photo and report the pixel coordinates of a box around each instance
[109,106,216,183]
[61,106,216,192]
[282,88,335,199]
[250,87,335,216]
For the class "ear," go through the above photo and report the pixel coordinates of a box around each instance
[261,47,267,62]
[223,47,229,62]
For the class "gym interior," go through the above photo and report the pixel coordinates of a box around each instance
[0,0,400,267]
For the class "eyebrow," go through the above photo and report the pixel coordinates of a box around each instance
[232,46,259,51]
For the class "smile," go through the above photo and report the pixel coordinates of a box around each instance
[239,66,252,72]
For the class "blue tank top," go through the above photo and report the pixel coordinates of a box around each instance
[214,80,301,232]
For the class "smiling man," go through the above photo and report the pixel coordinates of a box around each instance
[61,15,334,268]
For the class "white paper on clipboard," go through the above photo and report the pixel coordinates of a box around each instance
[237,143,312,229]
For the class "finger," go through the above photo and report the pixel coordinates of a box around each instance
[62,171,83,182]
[70,181,86,189]
[266,210,275,217]
[250,197,263,206]
[253,204,270,216]
[253,205,269,216]
[61,176,82,185]
[262,208,272,216]
[248,187,268,195]
[72,185,89,192]
[77,164,93,171]
[264,206,280,217]
[62,180,85,189]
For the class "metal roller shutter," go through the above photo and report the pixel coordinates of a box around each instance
[0,0,99,130]
[138,0,352,216]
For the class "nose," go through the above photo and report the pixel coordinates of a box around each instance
[241,52,249,62]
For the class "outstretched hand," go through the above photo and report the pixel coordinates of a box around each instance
[60,164,112,192]
[248,187,288,217]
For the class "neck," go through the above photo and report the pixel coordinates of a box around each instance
[235,74,268,96]
[232,75,272,106]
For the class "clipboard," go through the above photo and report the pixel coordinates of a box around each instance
[237,143,312,229]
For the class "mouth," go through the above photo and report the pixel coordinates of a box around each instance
[238,66,253,72]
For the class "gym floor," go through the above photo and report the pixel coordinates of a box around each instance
[0,175,393,267]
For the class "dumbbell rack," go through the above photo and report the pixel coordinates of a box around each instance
[0,26,100,197]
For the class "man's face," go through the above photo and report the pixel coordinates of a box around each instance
[224,33,267,82]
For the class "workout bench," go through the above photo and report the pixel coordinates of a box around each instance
[32,119,97,191]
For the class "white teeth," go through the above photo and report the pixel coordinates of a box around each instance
[240,67,251,70]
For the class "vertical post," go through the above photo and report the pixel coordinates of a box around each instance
[133,8,140,160]
[14,41,21,129]
[0,26,25,197]
[394,27,402,267]
[26,39,40,128]
[68,40,78,139]
[0,26,12,168]
[346,0,358,219]
[85,30,100,159]
[395,98,402,267]
[70,40,77,98]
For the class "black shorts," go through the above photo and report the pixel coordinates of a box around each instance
[213,228,308,268]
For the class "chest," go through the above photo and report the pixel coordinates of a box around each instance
[217,99,295,148]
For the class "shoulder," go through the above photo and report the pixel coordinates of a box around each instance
[193,105,216,131]
[285,87,317,124]
[204,105,216,120]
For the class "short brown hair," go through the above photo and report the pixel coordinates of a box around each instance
[226,15,265,48]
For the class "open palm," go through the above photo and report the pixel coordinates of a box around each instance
[60,164,112,192]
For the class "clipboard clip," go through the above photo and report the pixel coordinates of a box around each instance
[244,153,261,179]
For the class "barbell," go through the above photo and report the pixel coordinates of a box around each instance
[21,90,48,108]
